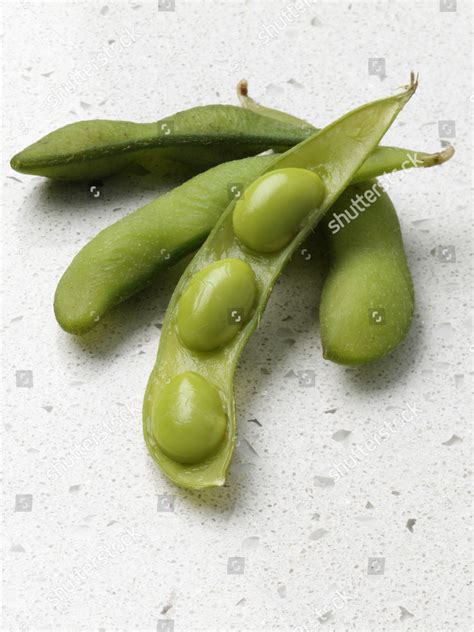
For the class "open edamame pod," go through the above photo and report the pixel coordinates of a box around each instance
[143,76,417,489]
[320,181,415,365]
[10,105,311,181]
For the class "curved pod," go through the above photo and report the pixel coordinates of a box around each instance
[10,106,311,181]
[53,156,274,335]
[144,77,417,488]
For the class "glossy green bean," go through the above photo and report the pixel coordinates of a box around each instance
[233,168,325,252]
[143,78,417,489]
[177,258,257,352]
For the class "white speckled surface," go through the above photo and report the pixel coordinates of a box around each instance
[2,1,472,631]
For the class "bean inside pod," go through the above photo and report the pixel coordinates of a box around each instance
[153,171,323,466]
[233,168,325,253]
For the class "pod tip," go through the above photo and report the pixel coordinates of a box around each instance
[237,79,248,98]
[436,144,455,163]
[410,71,419,91]
[421,144,455,167]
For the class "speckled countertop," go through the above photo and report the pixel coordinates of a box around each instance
[1,1,472,631]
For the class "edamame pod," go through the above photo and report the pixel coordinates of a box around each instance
[143,76,417,489]
[320,181,414,365]
[11,100,453,183]
[55,127,449,334]
[54,155,274,334]
[10,105,310,181]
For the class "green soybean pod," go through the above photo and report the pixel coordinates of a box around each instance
[53,155,275,335]
[10,105,311,181]
[320,181,415,365]
[143,77,417,489]
[12,96,453,183]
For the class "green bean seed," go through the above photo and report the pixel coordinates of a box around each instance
[144,77,417,489]
[177,258,257,352]
[233,168,325,253]
[152,372,227,464]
